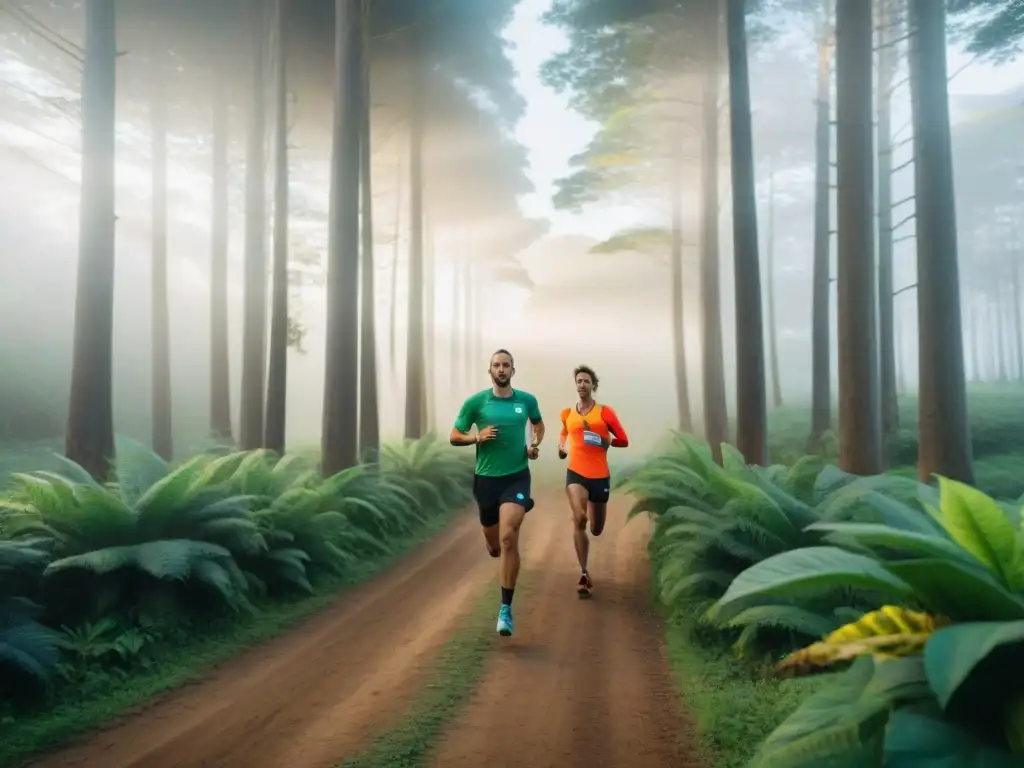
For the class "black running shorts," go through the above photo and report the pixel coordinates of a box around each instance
[473,468,533,527]
[566,469,611,504]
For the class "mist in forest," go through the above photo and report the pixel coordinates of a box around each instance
[0,0,1022,467]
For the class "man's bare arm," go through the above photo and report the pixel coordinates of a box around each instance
[450,428,477,447]
[531,420,546,446]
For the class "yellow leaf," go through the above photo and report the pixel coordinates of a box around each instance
[776,606,947,676]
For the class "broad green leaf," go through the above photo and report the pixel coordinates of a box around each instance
[716,546,915,612]
[748,657,889,767]
[935,476,1018,588]
[806,522,986,568]
[884,708,1018,767]
[885,559,1024,621]
[924,621,1024,708]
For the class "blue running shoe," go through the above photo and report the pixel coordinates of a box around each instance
[496,604,514,637]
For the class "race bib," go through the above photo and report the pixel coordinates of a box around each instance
[582,430,602,447]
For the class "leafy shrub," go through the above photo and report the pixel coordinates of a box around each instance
[0,541,61,703]
[625,434,926,657]
[0,433,471,710]
[713,476,1024,764]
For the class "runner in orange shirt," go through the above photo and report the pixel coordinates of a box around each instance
[557,364,629,597]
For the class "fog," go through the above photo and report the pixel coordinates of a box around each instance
[0,0,1022,467]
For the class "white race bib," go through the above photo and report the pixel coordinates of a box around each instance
[582,430,602,447]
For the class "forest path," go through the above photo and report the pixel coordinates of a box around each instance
[28,495,701,768]
[429,496,703,767]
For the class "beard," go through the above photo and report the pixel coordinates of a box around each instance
[491,373,510,388]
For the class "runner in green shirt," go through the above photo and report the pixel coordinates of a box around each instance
[450,349,545,637]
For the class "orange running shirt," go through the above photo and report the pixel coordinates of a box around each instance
[559,403,629,479]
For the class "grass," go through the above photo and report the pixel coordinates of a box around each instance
[0,508,463,768]
[338,577,510,768]
[663,612,827,768]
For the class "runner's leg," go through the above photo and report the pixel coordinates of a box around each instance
[588,476,611,537]
[498,501,528,597]
[481,522,500,557]
[495,501,526,636]
[588,502,607,536]
[473,475,501,558]
[566,483,590,572]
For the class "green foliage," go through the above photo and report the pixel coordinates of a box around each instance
[624,434,898,658]
[639,431,1024,764]
[710,476,1024,762]
[0,435,470,713]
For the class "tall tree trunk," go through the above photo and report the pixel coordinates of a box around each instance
[403,50,427,440]
[876,0,899,450]
[1013,260,1024,381]
[357,0,380,461]
[450,252,463,395]
[835,0,882,475]
[969,290,981,381]
[239,0,269,450]
[209,74,233,442]
[150,60,172,461]
[700,14,729,461]
[909,0,973,483]
[264,0,289,455]
[725,0,767,465]
[765,162,783,409]
[321,0,362,475]
[895,306,908,394]
[66,0,116,480]
[993,283,1007,381]
[422,206,436,431]
[387,156,401,375]
[669,136,692,433]
[808,1,833,452]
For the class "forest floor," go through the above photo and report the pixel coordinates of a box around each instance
[21,495,704,768]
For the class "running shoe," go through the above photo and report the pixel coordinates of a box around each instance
[577,572,593,598]
[496,604,514,636]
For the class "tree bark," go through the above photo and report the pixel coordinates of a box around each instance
[835,0,882,475]
[725,0,767,465]
[968,290,981,381]
[264,0,289,455]
[403,46,427,440]
[699,13,729,462]
[66,0,116,480]
[994,279,1007,381]
[670,135,692,433]
[808,2,833,452]
[321,0,362,475]
[450,251,463,395]
[209,73,233,442]
[895,306,908,394]
[357,0,380,461]
[876,0,899,451]
[423,205,436,432]
[388,155,401,375]
[239,0,269,450]
[150,58,172,461]
[765,162,783,409]
[909,0,974,483]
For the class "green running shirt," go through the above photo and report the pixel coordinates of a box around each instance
[453,388,543,477]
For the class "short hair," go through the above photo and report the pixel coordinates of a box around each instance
[491,348,514,367]
[573,364,599,390]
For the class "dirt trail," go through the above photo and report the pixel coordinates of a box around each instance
[431,497,703,767]
[29,511,502,768]
[29,495,699,768]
